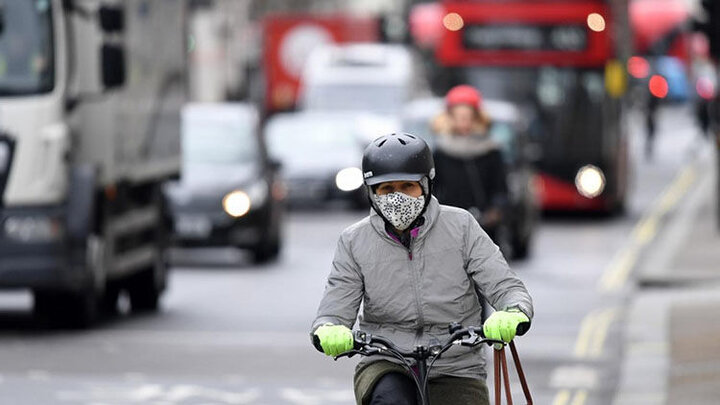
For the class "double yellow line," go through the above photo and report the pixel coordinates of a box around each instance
[553,165,698,405]
[553,389,587,405]
[599,165,696,292]
[551,308,618,405]
[573,307,618,358]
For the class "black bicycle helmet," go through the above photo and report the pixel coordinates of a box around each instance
[362,133,435,188]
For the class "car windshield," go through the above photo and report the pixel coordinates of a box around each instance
[266,117,359,162]
[183,121,257,165]
[0,0,54,95]
[302,84,407,114]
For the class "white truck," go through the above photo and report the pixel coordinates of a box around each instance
[0,0,187,326]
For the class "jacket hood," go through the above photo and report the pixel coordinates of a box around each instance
[431,113,499,158]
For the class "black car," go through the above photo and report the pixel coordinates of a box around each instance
[402,98,539,259]
[164,103,284,263]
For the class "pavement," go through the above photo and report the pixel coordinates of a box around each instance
[614,147,720,405]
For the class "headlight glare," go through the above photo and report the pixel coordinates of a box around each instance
[222,190,251,217]
[335,167,364,192]
[575,165,606,198]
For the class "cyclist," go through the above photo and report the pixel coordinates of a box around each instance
[311,133,533,405]
[431,85,509,246]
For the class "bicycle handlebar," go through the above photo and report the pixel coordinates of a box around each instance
[333,323,506,361]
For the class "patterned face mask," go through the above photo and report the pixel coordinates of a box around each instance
[373,192,425,231]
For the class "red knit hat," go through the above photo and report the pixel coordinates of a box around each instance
[446,85,482,110]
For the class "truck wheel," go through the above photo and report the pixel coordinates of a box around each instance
[34,290,99,329]
[127,266,165,312]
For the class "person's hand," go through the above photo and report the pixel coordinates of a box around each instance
[483,308,530,348]
[313,324,354,356]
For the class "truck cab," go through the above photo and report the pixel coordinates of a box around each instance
[0,0,186,326]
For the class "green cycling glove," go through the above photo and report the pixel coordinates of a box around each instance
[483,308,530,345]
[313,324,354,357]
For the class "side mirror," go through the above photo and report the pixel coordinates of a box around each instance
[99,6,124,33]
[0,6,5,36]
[101,44,126,88]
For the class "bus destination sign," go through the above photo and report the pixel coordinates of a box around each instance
[462,24,588,52]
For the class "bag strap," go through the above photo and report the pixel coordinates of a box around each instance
[510,341,533,404]
[493,342,533,405]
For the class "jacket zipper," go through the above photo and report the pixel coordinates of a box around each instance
[407,237,425,331]
[384,233,425,330]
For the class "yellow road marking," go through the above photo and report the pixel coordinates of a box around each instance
[574,308,618,358]
[632,215,659,245]
[562,166,698,404]
[657,167,696,215]
[588,308,618,358]
[597,165,697,293]
[570,389,588,405]
[552,389,572,405]
[598,248,638,293]
[574,310,600,358]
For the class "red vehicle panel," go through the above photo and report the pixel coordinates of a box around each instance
[263,14,379,113]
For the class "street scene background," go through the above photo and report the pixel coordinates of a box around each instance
[1,0,720,404]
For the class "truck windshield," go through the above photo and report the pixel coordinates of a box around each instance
[0,0,54,96]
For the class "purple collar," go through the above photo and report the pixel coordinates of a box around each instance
[386,226,421,243]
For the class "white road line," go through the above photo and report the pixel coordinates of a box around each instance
[56,384,261,404]
[280,388,354,404]
[549,365,598,390]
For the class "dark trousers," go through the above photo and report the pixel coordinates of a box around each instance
[369,372,418,405]
[364,367,490,405]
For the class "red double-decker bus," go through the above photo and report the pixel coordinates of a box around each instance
[420,0,631,213]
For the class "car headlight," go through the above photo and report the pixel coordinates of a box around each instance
[575,165,605,198]
[222,190,251,218]
[335,167,364,192]
[4,216,63,243]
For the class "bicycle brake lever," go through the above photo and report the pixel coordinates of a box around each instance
[334,350,361,360]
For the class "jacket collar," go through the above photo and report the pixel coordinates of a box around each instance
[369,195,441,242]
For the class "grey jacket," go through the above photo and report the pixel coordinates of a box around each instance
[312,196,533,379]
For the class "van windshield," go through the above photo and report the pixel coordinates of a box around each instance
[302,84,406,115]
[0,0,54,96]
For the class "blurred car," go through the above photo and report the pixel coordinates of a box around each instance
[401,98,539,259]
[164,103,284,263]
[265,111,394,208]
[298,43,427,117]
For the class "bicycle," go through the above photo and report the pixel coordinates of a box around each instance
[335,323,533,405]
